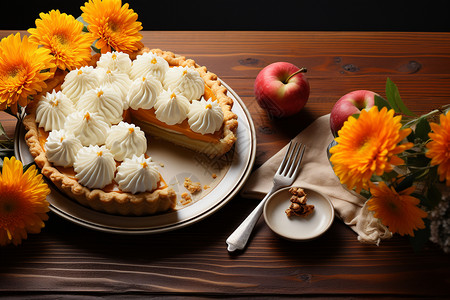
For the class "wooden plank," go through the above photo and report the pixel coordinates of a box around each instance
[1,30,450,298]
[0,200,448,297]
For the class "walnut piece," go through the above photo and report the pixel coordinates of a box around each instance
[285,187,314,217]
[180,192,192,205]
[183,177,202,194]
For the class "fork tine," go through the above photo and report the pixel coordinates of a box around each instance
[281,141,299,176]
[284,143,300,177]
[287,143,306,178]
[276,140,294,175]
[280,141,298,176]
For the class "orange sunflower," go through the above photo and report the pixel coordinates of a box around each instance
[81,0,143,54]
[0,157,50,246]
[330,106,413,193]
[0,33,55,114]
[426,112,450,186]
[367,182,427,236]
[28,10,95,71]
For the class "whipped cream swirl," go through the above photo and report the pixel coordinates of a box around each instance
[130,52,169,82]
[35,90,75,131]
[76,86,125,125]
[105,122,147,161]
[61,66,100,103]
[97,69,132,100]
[45,129,83,168]
[127,75,163,110]
[64,111,110,146]
[187,98,224,135]
[96,51,132,74]
[74,145,116,189]
[115,154,160,194]
[154,90,190,125]
[163,66,205,101]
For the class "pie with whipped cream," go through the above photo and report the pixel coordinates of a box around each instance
[23,48,238,216]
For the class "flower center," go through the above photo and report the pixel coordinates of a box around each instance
[2,201,15,213]
[56,33,69,45]
[108,20,120,32]
[128,127,134,134]
[387,196,401,213]
[7,67,20,78]
[141,162,148,168]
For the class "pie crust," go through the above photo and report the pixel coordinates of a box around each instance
[22,48,237,216]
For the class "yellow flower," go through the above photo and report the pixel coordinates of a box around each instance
[0,33,55,114]
[81,0,143,54]
[426,112,450,186]
[367,182,427,236]
[28,10,95,71]
[330,106,413,193]
[0,157,50,246]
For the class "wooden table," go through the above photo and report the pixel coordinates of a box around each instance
[1,31,450,298]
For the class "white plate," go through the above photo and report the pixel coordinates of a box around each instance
[14,81,256,234]
[263,187,334,241]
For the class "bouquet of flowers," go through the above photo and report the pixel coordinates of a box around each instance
[0,0,143,246]
[329,78,449,252]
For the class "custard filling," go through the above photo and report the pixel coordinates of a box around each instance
[129,84,223,143]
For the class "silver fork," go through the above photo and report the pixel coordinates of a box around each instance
[226,140,306,252]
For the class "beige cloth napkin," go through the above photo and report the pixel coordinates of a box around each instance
[241,114,392,245]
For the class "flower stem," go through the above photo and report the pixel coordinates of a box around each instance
[403,104,450,128]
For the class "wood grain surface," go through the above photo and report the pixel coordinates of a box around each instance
[1,31,450,298]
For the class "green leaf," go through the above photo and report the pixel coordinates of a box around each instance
[415,116,432,142]
[395,173,415,192]
[374,94,392,110]
[351,113,360,120]
[385,78,400,112]
[406,130,415,143]
[406,150,430,168]
[385,78,416,116]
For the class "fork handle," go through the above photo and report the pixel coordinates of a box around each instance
[226,186,277,252]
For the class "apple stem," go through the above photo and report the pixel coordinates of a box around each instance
[284,67,307,83]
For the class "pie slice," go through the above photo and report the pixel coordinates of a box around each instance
[22,48,238,216]
[128,48,238,156]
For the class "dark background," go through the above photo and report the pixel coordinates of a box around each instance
[2,0,450,31]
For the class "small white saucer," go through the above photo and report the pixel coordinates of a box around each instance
[263,187,335,241]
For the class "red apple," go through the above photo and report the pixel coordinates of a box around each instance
[254,62,309,118]
[330,90,380,136]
